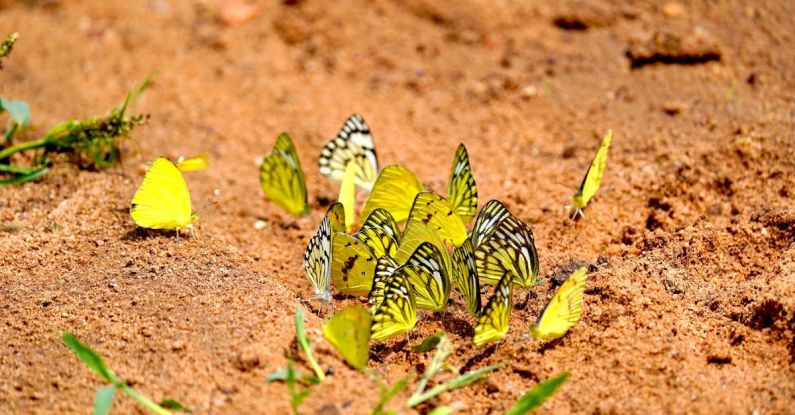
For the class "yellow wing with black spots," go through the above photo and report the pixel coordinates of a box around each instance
[331,233,377,297]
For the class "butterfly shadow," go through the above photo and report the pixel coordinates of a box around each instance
[120,227,178,241]
[460,343,498,374]
[536,338,566,355]
[369,339,409,364]
[437,313,474,339]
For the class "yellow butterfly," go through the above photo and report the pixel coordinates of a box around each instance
[470,199,510,248]
[259,132,309,217]
[447,143,478,223]
[338,161,358,232]
[371,265,418,342]
[326,202,347,235]
[359,165,424,225]
[473,271,513,347]
[175,153,210,172]
[407,192,468,247]
[401,243,450,311]
[452,239,481,316]
[571,130,612,219]
[331,232,376,297]
[322,305,371,370]
[319,114,380,191]
[529,267,587,341]
[130,157,197,231]
[304,213,332,301]
[354,208,401,258]
[474,214,539,288]
[368,256,399,312]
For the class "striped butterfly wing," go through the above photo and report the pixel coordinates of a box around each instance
[402,242,450,311]
[470,199,510,248]
[474,215,539,288]
[368,256,399,312]
[452,239,481,316]
[304,215,332,301]
[473,271,513,347]
[259,132,309,217]
[407,192,467,247]
[447,143,478,223]
[371,265,417,342]
[354,208,401,258]
[319,114,379,191]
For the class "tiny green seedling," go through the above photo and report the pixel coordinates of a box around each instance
[369,372,411,415]
[266,360,320,415]
[0,32,17,68]
[504,372,570,414]
[407,332,507,408]
[61,333,190,415]
[294,304,326,380]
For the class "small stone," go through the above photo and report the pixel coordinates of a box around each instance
[520,85,538,100]
[663,2,685,18]
[234,345,267,372]
[219,0,259,25]
[662,100,688,115]
[254,220,266,230]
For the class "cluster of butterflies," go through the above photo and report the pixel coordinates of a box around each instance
[127,113,611,347]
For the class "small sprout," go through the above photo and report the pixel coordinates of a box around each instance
[295,304,325,380]
[504,372,571,414]
[267,360,314,415]
[61,332,178,415]
[159,398,192,413]
[370,373,411,415]
[427,406,453,415]
[0,32,18,68]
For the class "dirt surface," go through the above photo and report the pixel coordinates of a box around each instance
[1,0,794,414]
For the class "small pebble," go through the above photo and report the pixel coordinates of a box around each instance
[254,220,266,230]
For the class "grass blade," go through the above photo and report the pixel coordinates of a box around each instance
[295,304,325,381]
[504,372,570,415]
[371,373,411,415]
[407,361,507,407]
[94,385,116,415]
[62,333,116,384]
[411,331,445,353]
[159,397,192,413]
[0,167,47,187]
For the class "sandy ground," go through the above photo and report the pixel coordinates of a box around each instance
[1,0,794,414]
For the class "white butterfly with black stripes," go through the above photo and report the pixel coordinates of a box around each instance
[318,114,379,191]
[304,215,332,301]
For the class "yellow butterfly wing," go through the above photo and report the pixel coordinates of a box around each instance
[473,272,513,347]
[474,215,539,288]
[371,265,417,342]
[471,199,510,248]
[452,239,481,316]
[355,208,401,259]
[259,132,309,217]
[322,305,371,370]
[401,243,450,311]
[331,232,376,297]
[572,130,612,212]
[304,215,332,301]
[396,221,452,285]
[407,192,467,247]
[529,267,587,341]
[447,143,478,223]
[319,114,379,191]
[175,153,210,172]
[130,157,196,230]
[359,165,424,225]
[338,162,358,232]
[368,256,399,313]
[326,202,347,235]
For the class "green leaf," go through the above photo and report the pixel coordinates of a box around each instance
[61,333,117,384]
[294,304,325,380]
[504,372,570,415]
[94,385,116,415]
[428,406,453,415]
[159,397,192,413]
[411,331,445,353]
[408,361,507,407]
[0,98,30,126]
[266,368,320,385]
[322,305,371,370]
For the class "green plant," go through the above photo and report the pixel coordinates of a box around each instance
[0,32,17,68]
[406,332,506,407]
[504,372,570,414]
[294,304,326,380]
[0,77,150,186]
[369,372,411,415]
[61,333,190,415]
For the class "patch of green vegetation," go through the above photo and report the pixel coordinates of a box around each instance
[61,332,190,415]
[505,372,570,414]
